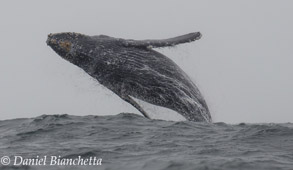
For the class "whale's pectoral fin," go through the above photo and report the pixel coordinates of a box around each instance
[114,83,151,119]
[121,32,201,48]
[121,95,151,119]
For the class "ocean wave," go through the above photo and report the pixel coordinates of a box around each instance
[0,113,293,170]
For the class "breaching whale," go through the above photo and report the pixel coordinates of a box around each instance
[46,32,212,122]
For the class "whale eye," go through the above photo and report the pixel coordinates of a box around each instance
[59,41,72,53]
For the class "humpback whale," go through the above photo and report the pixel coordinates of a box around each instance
[46,32,212,122]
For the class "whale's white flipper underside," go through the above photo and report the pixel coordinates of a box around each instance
[129,96,186,121]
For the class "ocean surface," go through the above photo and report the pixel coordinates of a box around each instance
[0,113,292,170]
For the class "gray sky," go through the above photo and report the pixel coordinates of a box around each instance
[0,0,292,123]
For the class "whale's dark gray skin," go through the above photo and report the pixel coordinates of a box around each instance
[46,32,212,122]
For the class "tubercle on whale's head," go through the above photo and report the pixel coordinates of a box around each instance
[46,32,88,64]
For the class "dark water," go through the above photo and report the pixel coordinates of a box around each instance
[0,113,292,170]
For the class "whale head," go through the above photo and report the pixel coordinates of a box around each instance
[46,32,93,66]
